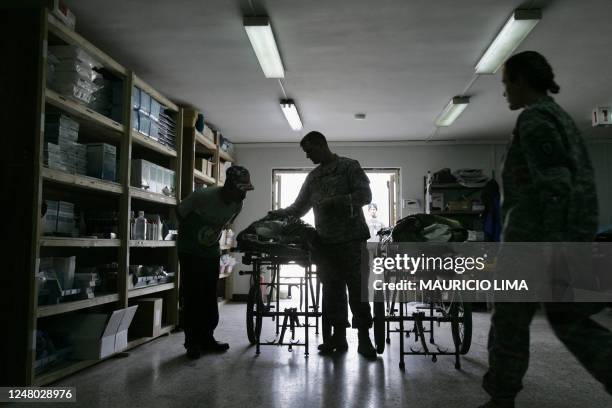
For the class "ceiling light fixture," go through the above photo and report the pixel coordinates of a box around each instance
[244,16,285,78]
[475,9,542,74]
[435,96,470,127]
[280,99,303,130]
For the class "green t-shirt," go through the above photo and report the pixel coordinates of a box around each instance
[177,187,242,257]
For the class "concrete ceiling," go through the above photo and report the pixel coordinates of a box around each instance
[64,0,612,143]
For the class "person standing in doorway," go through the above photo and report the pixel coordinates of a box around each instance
[177,166,254,359]
[270,131,377,358]
[479,51,612,407]
[366,203,385,242]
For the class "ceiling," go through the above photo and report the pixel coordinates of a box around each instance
[64,0,612,143]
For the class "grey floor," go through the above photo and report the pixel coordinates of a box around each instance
[31,302,612,408]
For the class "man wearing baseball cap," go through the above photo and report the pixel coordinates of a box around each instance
[177,165,254,359]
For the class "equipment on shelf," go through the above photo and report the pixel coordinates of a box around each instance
[131,86,176,149]
[47,45,102,105]
[131,159,176,196]
[128,265,174,289]
[130,211,170,241]
[44,113,87,175]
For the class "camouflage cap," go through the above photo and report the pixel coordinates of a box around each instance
[225,165,254,191]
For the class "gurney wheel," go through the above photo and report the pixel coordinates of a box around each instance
[247,285,263,345]
[450,301,473,355]
[373,297,385,354]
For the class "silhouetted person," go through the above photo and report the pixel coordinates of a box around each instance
[270,131,377,358]
[177,166,254,359]
[479,51,612,408]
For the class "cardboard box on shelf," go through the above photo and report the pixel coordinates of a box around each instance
[44,200,59,234]
[86,143,116,181]
[69,305,137,359]
[130,298,163,338]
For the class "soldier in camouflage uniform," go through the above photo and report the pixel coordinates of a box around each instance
[271,131,377,358]
[480,51,612,408]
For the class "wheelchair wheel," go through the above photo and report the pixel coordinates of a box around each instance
[450,301,472,355]
[246,285,263,345]
[373,293,386,354]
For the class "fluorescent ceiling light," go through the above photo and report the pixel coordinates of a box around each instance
[280,99,303,131]
[244,16,285,78]
[435,96,470,127]
[475,9,542,74]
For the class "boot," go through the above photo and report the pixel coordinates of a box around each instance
[357,328,376,359]
[332,326,348,352]
[318,319,334,354]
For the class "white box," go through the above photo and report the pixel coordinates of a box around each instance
[130,298,163,338]
[69,306,138,359]
[115,305,138,352]
[70,311,123,359]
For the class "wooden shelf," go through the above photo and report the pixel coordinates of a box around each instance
[37,293,120,318]
[194,169,216,185]
[47,14,127,77]
[126,325,174,350]
[219,149,234,162]
[45,89,123,134]
[129,240,176,248]
[40,237,121,247]
[195,129,217,151]
[128,283,175,298]
[132,130,177,157]
[42,167,123,194]
[130,187,177,205]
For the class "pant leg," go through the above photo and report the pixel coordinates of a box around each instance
[319,245,350,328]
[483,302,538,400]
[179,253,203,349]
[201,256,221,342]
[544,303,612,394]
[343,241,373,329]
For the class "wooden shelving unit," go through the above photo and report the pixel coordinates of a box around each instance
[129,240,176,248]
[37,294,120,318]
[45,89,124,134]
[42,167,123,194]
[132,131,178,157]
[129,186,178,205]
[8,9,183,386]
[128,283,175,298]
[40,237,122,247]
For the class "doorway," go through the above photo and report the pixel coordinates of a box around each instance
[271,168,400,241]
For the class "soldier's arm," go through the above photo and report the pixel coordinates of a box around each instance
[281,176,312,217]
[347,161,372,207]
[519,109,572,238]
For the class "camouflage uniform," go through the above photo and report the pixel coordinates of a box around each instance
[284,154,373,329]
[484,96,612,401]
